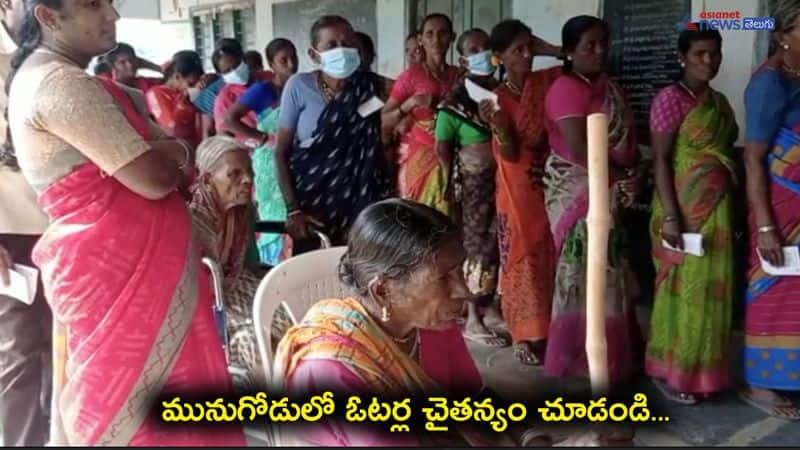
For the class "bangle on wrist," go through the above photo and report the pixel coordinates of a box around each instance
[288,209,303,218]
[176,140,192,171]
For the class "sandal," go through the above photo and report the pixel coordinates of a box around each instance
[514,342,543,366]
[653,379,697,405]
[462,330,509,347]
[739,390,800,421]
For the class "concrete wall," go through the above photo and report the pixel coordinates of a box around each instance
[514,0,762,144]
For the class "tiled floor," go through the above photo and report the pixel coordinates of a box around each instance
[466,324,800,447]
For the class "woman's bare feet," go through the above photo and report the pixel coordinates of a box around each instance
[481,297,508,334]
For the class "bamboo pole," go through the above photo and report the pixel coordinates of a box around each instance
[586,113,611,397]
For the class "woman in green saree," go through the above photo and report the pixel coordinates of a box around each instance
[647,28,739,404]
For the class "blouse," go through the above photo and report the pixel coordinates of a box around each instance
[8,50,167,193]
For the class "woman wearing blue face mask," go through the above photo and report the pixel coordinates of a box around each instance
[434,29,507,349]
[212,38,273,137]
[274,15,393,250]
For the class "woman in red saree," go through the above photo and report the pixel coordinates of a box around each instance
[382,13,460,216]
[481,20,562,365]
[6,0,245,445]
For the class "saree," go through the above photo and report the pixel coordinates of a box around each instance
[494,68,560,345]
[45,78,245,446]
[189,175,266,386]
[394,65,459,217]
[436,77,498,298]
[252,107,288,266]
[646,89,738,394]
[745,125,800,390]
[274,297,516,446]
[543,75,640,383]
[288,70,393,244]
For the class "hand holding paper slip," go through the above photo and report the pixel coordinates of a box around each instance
[661,233,704,257]
[0,264,39,305]
[759,246,800,276]
[465,79,499,111]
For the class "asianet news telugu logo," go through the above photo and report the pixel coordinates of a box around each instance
[678,12,775,31]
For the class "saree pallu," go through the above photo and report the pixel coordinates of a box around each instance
[543,80,640,383]
[646,90,738,394]
[494,69,559,344]
[289,71,392,244]
[274,297,513,446]
[745,126,800,391]
[397,109,452,217]
[252,107,288,265]
[40,165,245,446]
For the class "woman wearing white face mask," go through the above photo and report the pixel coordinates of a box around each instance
[434,29,507,349]
[274,15,393,252]
[212,38,272,137]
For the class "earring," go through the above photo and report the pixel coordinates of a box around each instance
[566,55,573,61]
[380,306,390,322]
[783,42,790,50]
[680,61,686,68]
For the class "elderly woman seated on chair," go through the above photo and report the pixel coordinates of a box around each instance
[190,135,268,388]
[273,199,549,446]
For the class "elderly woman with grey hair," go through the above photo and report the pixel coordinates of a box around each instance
[189,135,266,388]
[740,0,800,420]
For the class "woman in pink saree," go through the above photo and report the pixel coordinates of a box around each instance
[543,16,646,384]
[6,0,245,445]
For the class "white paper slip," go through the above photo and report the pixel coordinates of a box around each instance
[357,96,385,118]
[662,233,704,257]
[464,79,499,111]
[0,264,38,305]
[759,246,800,276]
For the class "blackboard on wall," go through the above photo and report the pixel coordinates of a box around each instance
[272,0,378,73]
[604,0,691,144]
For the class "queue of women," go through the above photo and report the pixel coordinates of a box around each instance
[3,0,800,446]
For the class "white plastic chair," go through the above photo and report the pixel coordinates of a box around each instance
[251,246,347,446]
[253,246,348,386]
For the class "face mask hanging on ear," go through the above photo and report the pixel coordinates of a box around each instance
[222,62,250,85]
[466,50,495,76]
[315,47,361,80]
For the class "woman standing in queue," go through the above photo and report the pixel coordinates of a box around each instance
[434,28,506,348]
[543,15,645,384]
[646,28,739,405]
[740,0,800,420]
[274,15,392,250]
[383,13,459,216]
[223,38,298,265]
[6,0,245,445]
[480,19,562,365]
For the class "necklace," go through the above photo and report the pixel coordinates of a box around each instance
[316,71,339,102]
[782,63,800,79]
[390,329,420,356]
[677,80,698,100]
[572,70,592,85]
[38,46,83,68]
[424,60,446,83]
[504,79,522,96]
